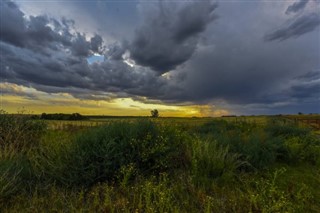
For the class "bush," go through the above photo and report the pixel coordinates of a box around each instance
[285,136,320,166]
[35,120,189,187]
[196,120,289,169]
[238,133,288,169]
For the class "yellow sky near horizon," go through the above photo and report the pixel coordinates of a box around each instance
[0,82,229,117]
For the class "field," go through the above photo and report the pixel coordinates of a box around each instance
[1,111,320,212]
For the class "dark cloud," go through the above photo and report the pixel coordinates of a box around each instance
[289,82,320,99]
[290,70,320,99]
[106,42,127,60]
[71,33,91,57]
[0,0,26,47]
[0,1,103,57]
[295,70,320,81]
[129,0,217,74]
[265,13,320,41]
[160,8,320,109]
[0,1,171,103]
[90,34,104,53]
[286,0,309,14]
[0,39,167,101]
[1,0,320,115]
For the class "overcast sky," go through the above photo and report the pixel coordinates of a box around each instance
[0,0,319,116]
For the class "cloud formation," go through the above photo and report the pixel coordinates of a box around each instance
[1,0,319,115]
[265,13,320,41]
[129,0,218,74]
[0,0,104,57]
[286,0,309,14]
[0,0,166,101]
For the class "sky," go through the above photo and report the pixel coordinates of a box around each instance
[0,0,319,116]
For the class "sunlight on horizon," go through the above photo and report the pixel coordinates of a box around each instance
[0,83,229,117]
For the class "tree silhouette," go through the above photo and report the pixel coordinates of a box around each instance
[151,109,159,118]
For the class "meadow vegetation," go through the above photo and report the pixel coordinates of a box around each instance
[0,110,319,212]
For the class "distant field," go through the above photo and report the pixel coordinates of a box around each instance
[283,115,320,131]
[45,115,319,131]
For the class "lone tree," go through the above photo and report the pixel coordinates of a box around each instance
[151,109,159,118]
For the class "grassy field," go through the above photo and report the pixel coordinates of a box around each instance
[45,116,269,130]
[1,111,320,212]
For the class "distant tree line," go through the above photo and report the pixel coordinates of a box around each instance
[40,113,86,120]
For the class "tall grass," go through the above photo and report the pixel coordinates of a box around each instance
[266,118,311,138]
[190,138,247,185]
[194,119,320,169]
[0,110,46,200]
[0,110,46,150]
[1,115,320,212]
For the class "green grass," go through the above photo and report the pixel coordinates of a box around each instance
[1,111,320,212]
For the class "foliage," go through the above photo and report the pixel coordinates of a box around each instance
[0,110,45,200]
[150,109,159,118]
[285,136,320,166]
[1,115,320,212]
[33,120,189,187]
[190,138,247,184]
[195,120,289,169]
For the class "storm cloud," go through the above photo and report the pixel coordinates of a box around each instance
[1,0,320,115]
[0,0,104,57]
[0,0,168,101]
[129,0,218,74]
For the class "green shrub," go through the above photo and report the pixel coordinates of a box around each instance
[239,133,288,169]
[285,136,320,166]
[197,120,295,169]
[243,167,316,212]
[35,120,189,187]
